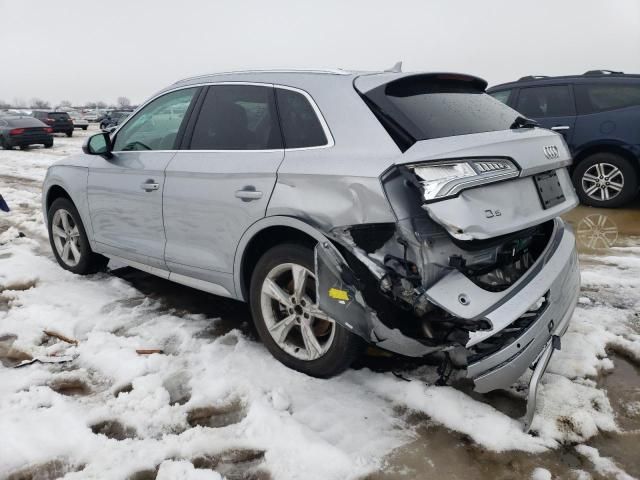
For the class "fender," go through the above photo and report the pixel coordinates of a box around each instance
[232,215,334,301]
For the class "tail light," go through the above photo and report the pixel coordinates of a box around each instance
[9,128,25,136]
[44,127,53,133]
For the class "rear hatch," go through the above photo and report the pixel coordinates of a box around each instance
[7,117,52,140]
[355,73,578,240]
[46,112,73,129]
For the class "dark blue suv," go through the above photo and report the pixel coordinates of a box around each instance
[488,70,640,208]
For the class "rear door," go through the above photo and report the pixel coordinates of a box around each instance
[514,85,577,148]
[163,83,283,286]
[87,87,199,269]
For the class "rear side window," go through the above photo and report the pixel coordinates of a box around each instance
[361,75,519,151]
[189,85,281,150]
[516,85,575,117]
[490,89,512,105]
[575,83,640,114]
[275,88,328,148]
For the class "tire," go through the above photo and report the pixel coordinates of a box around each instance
[82,126,88,131]
[19,145,29,150]
[47,198,108,275]
[1,138,12,150]
[572,152,638,208]
[44,141,53,148]
[66,131,73,137]
[249,243,364,378]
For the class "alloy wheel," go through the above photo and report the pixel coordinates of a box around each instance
[51,209,82,267]
[581,162,624,202]
[260,262,335,361]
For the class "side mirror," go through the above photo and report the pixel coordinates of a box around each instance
[82,132,113,158]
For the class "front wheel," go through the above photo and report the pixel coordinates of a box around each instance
[249,243,364,378]
[47,198,108,274]
[572,153,638,208]
[82,126,88,130]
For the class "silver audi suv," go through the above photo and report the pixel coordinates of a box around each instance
[43,69,580,429]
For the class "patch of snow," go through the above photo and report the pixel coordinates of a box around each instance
[575,445,635,480]
[531,467,552,480]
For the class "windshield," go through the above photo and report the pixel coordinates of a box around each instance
[361,75,520,151]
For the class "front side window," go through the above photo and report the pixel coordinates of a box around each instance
[490,89,512,105]
[113,88,196,151]
[275,88,328,148]
[189,85,281,150]
[516,85,575,117]
[575,83,640,114]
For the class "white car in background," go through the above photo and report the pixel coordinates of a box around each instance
[69,112,89,130]
[84,110,104,122]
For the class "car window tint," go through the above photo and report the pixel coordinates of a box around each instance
[275,89,327,148]
[113,88,196,151]
[516,85,575,117]
[189,85,281,150]
[575,83,640,113]
[490,89,512,105]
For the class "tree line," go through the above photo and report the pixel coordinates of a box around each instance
[0,97,132,110]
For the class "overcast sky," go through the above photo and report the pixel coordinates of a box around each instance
[1,0,639,106]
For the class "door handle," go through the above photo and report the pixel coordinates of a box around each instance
[235,186,263,201]
[551,125,570,131]
[140,180,160,192]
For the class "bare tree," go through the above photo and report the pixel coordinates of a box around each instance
[96,101,107,109]
[58,100,73,109]
[30,98,51,109]
[12,97,26,108]
[117,96,131,108]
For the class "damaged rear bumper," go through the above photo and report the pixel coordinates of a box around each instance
[315,218,579,426]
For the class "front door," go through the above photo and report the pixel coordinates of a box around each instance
[163,84,284,285]
[87,87,199,268]
[515,84,577,149]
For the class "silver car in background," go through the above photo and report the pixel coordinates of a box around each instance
[42,69,580,429]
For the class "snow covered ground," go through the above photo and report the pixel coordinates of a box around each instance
[0,128,639,479]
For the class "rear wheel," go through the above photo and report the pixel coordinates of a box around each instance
[572,153,638,208]
[47,198,108,275]
[1,138,12,150]
[66,131,73,137]
[249,243,364,378]
[44,141,53,148]
[82,126,88,131]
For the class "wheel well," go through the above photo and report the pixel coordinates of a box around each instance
[46,185,72,212]
[573,144,640,180]
[240,226,317,299]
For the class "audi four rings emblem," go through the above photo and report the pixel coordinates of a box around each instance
[544,145,559,159]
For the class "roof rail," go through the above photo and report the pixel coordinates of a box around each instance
[583,69,624,76]
[518,75,548,81]
[173,68,351,84]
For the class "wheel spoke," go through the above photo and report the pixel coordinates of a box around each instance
[607,166,621,179]
[268,314,298,344]
[291,264,307,301]
[69,226,80,238]
[69,240,81,262]
[300,322,323,360]
[263,278,293,308]
[306,300,331,321]
[52,225,66,238]
[585,184,599,196]
[582,173,598,182]
[62,241,71,263]
[608,181,623,192]
[594,163,604,177]
[60,211,71,233]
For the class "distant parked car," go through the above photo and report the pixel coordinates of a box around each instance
[85,110,104,122]
[99,111,130,130]
[32,111,74,137]
[69,112,89,130]
[488,70,640,207]
[0,116,53,150]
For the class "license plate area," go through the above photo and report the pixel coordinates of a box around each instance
[534,170,565,209]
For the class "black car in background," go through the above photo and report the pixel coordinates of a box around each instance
[488,70,640,207]
[32,111,74,137]
[99,110,131,130]
[0,116,53,150]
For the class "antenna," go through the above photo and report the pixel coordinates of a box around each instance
[385,61,402,73]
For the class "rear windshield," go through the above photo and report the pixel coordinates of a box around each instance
[6,117,46,127]
[49,112,70,119]
[361,75,519,151]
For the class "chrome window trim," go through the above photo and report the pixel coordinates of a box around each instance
[111,81,334,153]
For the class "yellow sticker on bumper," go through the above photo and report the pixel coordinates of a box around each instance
[328,287,349,301]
